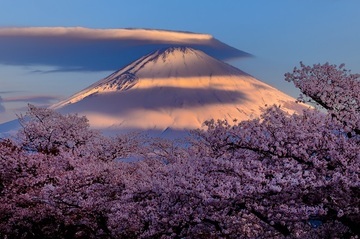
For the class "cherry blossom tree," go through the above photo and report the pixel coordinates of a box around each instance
[0,63,359,238]
[17,104,138,160]
[191,106,359,238]
[1,106,141,238]
[0,139,122,238]
[285,62,360,137]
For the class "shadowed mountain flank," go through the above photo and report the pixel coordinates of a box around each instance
[58,87,249,115]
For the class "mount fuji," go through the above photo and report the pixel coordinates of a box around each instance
[52,46,305,135]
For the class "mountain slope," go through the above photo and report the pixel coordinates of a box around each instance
[53,47,305,132]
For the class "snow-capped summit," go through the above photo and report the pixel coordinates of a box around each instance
[53,46,305,133]
[53,46,245,108]
[132,46,243,78]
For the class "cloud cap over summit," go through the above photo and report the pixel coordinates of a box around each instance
[0,27,251,72]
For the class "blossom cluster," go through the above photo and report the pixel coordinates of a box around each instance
[0,63,359,238]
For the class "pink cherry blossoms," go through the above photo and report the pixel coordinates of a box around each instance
[0,63,359,238]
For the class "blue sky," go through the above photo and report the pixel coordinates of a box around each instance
[1,0,360,123]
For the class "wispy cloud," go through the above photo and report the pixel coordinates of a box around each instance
[3,95,60,105]
[0,91,22,94]
[0,27,251,72]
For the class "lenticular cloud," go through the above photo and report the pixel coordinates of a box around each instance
[0,27,251,72]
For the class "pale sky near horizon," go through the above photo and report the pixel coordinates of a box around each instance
[0,0,360,123]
